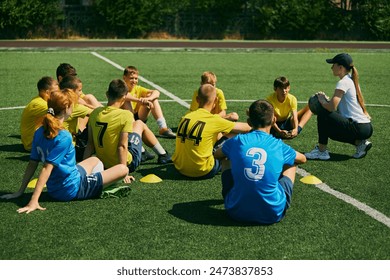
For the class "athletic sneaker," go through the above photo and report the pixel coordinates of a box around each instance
[157,151,173,164]
[141,150,155,163]
[159,127,176,139]
[100,185,131,199]
[352,140,372,159]
[305,145,330,160]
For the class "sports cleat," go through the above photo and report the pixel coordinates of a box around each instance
[100,185,131,199]
[141,150,155,163]
[157,150,173,164]
[352,140,372,159]
[159,127,176,139]
[305,145,330,160]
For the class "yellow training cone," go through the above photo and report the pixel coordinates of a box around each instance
[300,175,322,185]
[140,174,162,183]
[27,178,46,189]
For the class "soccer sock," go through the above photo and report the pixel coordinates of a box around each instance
[152,143,166,155]
[156,117,167,130]
[92,160,104,174]
[141,146,146,153]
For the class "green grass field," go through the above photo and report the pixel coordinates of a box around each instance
[0,48,389,260]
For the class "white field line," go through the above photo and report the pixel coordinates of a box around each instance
[1,52,388,228]
[91,51,191,109]
[90,51,390,229]
[297,168,390,228]
[1,100,389,111]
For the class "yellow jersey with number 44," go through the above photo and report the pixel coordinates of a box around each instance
[89,106,134,168]
[172,108,235,177]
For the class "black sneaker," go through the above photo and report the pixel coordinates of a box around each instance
[141,150,155,163]
[157,151,173,164]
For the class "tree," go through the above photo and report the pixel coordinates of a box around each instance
[0,0,63,39]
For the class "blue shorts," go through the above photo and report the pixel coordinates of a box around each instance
[221,169,293,210]
[75,165,103,200]
[128,132,143,172]
[272,117,302,135]
[195,158,221,180]
[279,175,293,209]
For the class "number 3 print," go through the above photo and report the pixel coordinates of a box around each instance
[244,147,267,181]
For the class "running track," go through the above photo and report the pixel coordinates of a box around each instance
[0,40,390,49]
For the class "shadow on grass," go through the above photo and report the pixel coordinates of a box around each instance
[0,191,54,208]
[328,152,352,161]
[136,164,193,181]
[0,143,27,153]
[168,199,262,227]
[0,137,30,161]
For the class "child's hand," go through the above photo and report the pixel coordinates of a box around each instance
[226,112,239,121]
[123,175,135,184]
[17,201,46,214]
[279,130,291,138]
[290,129,298,138]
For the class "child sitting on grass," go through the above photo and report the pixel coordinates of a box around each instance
[214,99,306,224]
[190,71,239,121]
[266,76,312,139]
[1,89,131,214]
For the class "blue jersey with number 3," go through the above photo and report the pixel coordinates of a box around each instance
[222,130,296,224]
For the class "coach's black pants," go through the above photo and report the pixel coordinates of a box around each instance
[317,111,373,146]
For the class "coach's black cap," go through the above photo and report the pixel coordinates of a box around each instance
[326,53,353,70]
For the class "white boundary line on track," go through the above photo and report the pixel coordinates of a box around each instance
[90,51,390,229]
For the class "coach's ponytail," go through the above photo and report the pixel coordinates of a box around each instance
[42,89,74,139]
[351,66,370,118]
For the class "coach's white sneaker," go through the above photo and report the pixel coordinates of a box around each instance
[305,145,330,160]
[353,140,372,159]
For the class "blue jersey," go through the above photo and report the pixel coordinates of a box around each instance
[222,130,296,224]
[30,127,80,201]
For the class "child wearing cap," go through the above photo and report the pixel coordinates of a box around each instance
[305,53,373,160]
[266,76,312,139]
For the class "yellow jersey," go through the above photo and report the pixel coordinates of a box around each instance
[128,85,150,113]
[190,87,227,115]
[172,108,235,177]
[266,92,298,122]
[20,96,47,151]
[63,104,92,136]
[89,106,134,168]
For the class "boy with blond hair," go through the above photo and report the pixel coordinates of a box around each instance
[190,71,239,121]
[123,66,176,139]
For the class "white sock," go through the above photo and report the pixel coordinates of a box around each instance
[152,143,166,155]
[156,117,167,130]
[141,146,146,153]
[92,160,104,173]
